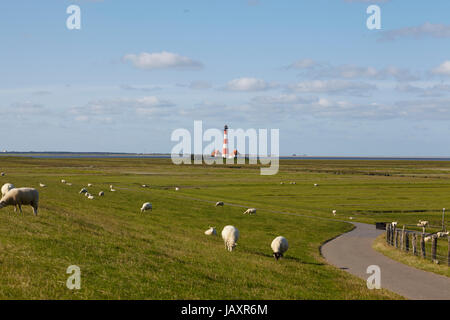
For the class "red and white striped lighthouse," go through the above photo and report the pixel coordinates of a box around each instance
[222,125,229,158]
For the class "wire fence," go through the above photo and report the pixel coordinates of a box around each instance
[385,224,450,266]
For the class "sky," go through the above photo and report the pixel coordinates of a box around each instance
[1,0,450,156]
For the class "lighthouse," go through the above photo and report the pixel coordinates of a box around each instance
[222,125,229,158]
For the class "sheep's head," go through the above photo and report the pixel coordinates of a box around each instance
[273,252,283,260]
[0,200,6,209]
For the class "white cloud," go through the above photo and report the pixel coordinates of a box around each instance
[225,77,277,92]
[123,51,203,70]
[288,80,376,96]
[432,61,450,76]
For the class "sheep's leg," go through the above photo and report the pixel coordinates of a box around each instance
[18,205,22,214]
[32,204,38,216]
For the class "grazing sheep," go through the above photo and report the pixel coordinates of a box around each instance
[175,187,179,191]
[79,188,87,194]
[39,183,46,188]
[141,202,152,212]
[87,195,94,200]
[0,187,39,215]
[280,182,284,185]
[98,191,104,196]
[110,188,116,192]
[66,183,72,186]
[142,184,149,188]
[1,183,14,197]
[271,236,289,260]
[314,184,318,187]
[436,231,449,238]
[61,179,66,184]
[424,236,433,242]
[417,220,429,227]
[85,193,91,197]
[221,225,239,252]
[1,172,5,176]
[243,208,256,215]
[290,182,296,185]
[109,185,114,189]
[332,210,337,216]
[349,217,354,220]
[215,201,224,207]
[204,227,217,236]
[87,183,93,187]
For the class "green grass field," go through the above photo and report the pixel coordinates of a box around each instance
[0,157,449,299]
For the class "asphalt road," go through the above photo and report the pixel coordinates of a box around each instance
[321,222,450,300]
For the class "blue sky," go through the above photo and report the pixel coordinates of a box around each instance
[1,0,450,156]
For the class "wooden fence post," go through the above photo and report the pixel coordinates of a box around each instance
[447,237,450,267]
[394,229,399,248]
[386,224,390,245]
[421,233,426,258]
[401,226,405,250]
[431,235,437,261]
[405,231,409,252]
[412,233,417,256]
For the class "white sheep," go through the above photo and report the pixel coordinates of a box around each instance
[109,185,114,189]
[175,187,180,191]
[243,208,256,215]
[98,191,104,196]
[349,217,354,220]
[221,225,239,252]
[61,179,66,184]
[314,184,318,187]
[204,227,217,236]
[87,195,94,200]
[215,201,224,207]
[332,210,337,216]
[87,183,93,187]
[0,187,39,215]
[391,221,398,227]
[110,188,116,192]
[436,231,449,238]
[141,202,152,213]
[417,220,429,227]
[142,184,149,188]
[271,236,289,260]
[1,183,14,197]
[1,172,5,176]
[85,192,91,197]
[290,182,296,185]
[280,182,284,185]
[66,183,72,186]
[79,188,87,194]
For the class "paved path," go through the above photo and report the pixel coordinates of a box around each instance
[321,222,450,300]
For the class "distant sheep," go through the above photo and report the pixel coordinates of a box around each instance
[1,183,14,197]
[79,188,87,194]
[290,182,296,185]
[66,183,72,186]
[221,225,239,252]
[39,183,46,188]
[142,184,149,188]
[0,187,39,215]
[332,210,337,216]
[391,221,398,227]
[280,182,284,185]
[1,172,5,176]
[243,208,256,215]
[175,187,179,191]
[314,184,318,187]
[215,201,224,207]
[204,227,217,236]
[87,183,93,187]
[61,179,66,184]
[87,195,94,200]
[417,220,429,227]
[98,191,104,197]
[436,231,449,238]
[271,236,289,260]
[141,202,152,213]
[110,188,116,192]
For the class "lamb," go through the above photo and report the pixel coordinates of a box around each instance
[98,191,104,196]
[1,183,14,197]
[204,227,217,236]
[221,225,239,252]
[0,187,39,215]
[215,201,224,207]
[141,202,152,212]
[243,208,256,215]
[271,236,289,260]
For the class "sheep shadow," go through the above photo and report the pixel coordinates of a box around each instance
[251,251,325,266]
